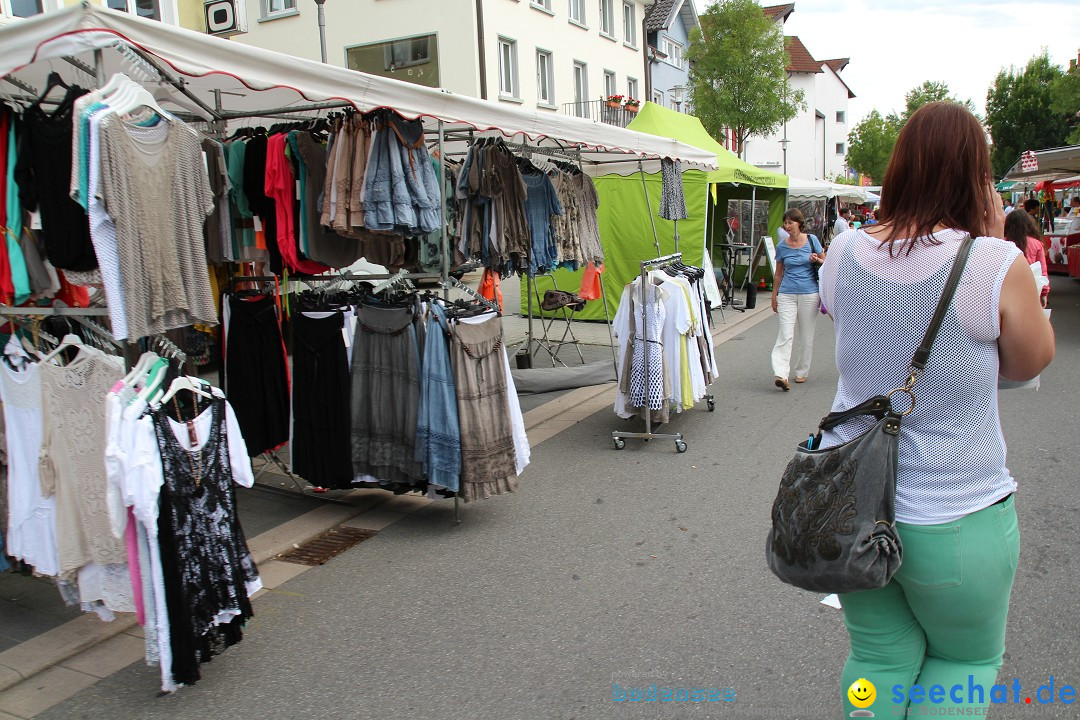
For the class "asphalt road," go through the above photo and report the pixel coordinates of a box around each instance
[40,276,1080,720]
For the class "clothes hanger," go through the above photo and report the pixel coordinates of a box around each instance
[155,375,213,407]
[38,332,87,365]
[33,71,70,107]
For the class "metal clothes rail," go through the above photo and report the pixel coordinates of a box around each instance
[610,252,715,453]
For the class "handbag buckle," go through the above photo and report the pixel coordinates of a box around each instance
[886,386,915,415]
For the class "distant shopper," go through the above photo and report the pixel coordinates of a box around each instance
[770,208,824,390]
[1003,209,1049,307]
[1069,196,1080,234]
[1003,198,1014,215]
[833,208,850,237]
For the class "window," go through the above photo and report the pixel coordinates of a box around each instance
[568,0,585,25]
[622,1,636,46]
[107,0,162,19]
[498,37,519,98]
[626,77,638,102]
[603,70,617,99]
[6,0,43,18]
[652,90,664,106]
[347,34,440,88]
[836,142,846,155]
[661,37,683,68]
[264,0,295,15]
[836,111,845,123]
[573,61,588,117]
[536,49,554,105]
[530,0,552,12]
[599,0,614,37]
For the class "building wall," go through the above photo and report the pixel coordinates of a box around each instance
[223,0,478,95]
[214,0,650,112]
[647,11,691,110]
[484,0,649,112]
[742,67,850,181]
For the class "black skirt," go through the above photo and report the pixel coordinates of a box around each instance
[292,311,353,487]
[222,294,290,456]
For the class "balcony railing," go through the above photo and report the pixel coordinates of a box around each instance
[561,98,639,128]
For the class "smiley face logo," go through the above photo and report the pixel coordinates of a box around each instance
[848,678,876,709]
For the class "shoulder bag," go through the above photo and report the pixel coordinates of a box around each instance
[765,234,974,594]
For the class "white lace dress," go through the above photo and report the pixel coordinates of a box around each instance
[40,348,133,614]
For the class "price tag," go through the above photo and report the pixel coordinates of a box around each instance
[296,180,301,201]
[29,211,42,230]
[186,420,199,449]
[342,325,352,348]
[253,215,263,232]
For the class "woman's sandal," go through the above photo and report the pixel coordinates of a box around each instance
[775,377,790,391]
[794,377,807,383]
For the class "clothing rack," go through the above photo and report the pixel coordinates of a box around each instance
[611,252,707,453]
[443,276,500,314]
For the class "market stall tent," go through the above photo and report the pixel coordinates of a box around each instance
[1002,145,1080,184]
[0,3,718,172]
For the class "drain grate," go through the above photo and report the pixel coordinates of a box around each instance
[276,525,377,566]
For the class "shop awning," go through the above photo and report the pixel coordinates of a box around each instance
[1002,145,1080,183]
[0,4,718,174]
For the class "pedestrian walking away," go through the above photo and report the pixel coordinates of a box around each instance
[770,208,825,390]
[833,207,851,237]
[816,101,1055,718]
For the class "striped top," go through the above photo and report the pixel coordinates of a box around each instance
[819,228,1021,525]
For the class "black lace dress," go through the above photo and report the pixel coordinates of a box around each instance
[153,396,259,686]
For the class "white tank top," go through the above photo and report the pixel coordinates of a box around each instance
[818,228,1020,525]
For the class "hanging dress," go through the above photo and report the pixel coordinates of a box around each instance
[152,396,259,686]
[450,315,517,501]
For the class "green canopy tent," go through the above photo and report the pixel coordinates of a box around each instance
[525,102,787,321]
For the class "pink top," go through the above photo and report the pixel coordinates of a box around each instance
[1023,236,1049,298]
[265,133,328,275]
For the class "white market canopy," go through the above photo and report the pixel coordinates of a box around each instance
[1002,145,1080,183]
[786,177,868,203]
[0,3,718,175]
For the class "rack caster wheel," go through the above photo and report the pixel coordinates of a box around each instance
[613,437,626,450]
[707,400,715,412]
[675,440,687,453]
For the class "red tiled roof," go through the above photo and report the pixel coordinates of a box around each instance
[763,3,795,23]
[824,58,849,73]
[785,36,822,74]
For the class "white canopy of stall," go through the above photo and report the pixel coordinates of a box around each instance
[1002,145,1080,183]
[0,3,717,174]
[786,178,867,203]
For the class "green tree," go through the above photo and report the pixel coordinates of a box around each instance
[986,53,1068,177]
[901,81,977,124]
[686,0,804,157]
[846,109,901,184]
[1049,71,1080,144]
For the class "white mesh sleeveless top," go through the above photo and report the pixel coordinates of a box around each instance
[818,228,1021,525]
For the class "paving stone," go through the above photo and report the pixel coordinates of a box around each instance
[0,667,97,718]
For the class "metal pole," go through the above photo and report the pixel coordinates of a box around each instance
[638,160,661,256]
[314,0,328,64]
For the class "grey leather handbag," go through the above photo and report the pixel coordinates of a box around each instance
[766,235,974,594]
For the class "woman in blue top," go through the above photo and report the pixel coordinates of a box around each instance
[770,208,825,390]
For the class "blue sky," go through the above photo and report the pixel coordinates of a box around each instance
[768,0,1080,126]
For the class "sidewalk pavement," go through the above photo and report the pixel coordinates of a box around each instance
[0,299,772,719]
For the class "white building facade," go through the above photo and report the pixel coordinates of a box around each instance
[222,0,654,116]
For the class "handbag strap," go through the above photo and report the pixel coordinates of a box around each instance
[908,233,975,378]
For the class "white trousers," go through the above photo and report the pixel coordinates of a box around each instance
[771,292,819,380]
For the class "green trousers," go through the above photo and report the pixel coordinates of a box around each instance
[839,495,1020,717]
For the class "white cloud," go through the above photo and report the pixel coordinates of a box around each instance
[779,0,1080,126]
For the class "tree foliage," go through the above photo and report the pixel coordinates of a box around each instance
[985,53,1069,177]
[1049,71,1080,145]
[846,109,901,184]
[686,0,804,157]
[901,81,977,123]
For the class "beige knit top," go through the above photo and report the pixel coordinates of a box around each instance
[97,116,216,340]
